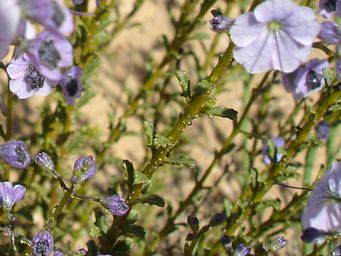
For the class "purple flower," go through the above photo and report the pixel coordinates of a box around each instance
[0,1,20,59]
[209,15,234,32]
[59,66,83,105]
[35,152,55,172]
[71,156,96,184]
[319,0,341,18]
[7,54,56,99]
[45,0,74,36]
[319,21,341,44]
[230,0,320,73]
[19,0,55,30]
[282,59,329,101]
[101,195,129,216]
[0,182,26,211]
[234,243,251,256]
[262,136,285,165]
[27,30,73,82]
[301,162,341,233]
[316,121,330,141]
[32,231,54,256]
[0,140,31,169]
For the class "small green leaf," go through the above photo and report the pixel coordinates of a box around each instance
[138,194,165,207]
[134,171,150,186]
[175,70,191,98]
[122,224,146,239]
[202,106,238,120]
[143,121,154,145]
[123,160,135,190]
[195,80,214,95]
[165,155,196,168]
[153,134,172,148]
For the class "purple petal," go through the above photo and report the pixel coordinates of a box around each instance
[101,195,129,216]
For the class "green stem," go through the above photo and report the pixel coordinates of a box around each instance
[96,0,216,169]
[158,72,270,239]
[43,184,76,231]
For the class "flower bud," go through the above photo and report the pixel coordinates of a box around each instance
[35,152,55,172]
[270,236,288,251]
[209,213,226,226]
[101,195,129,216]
[234,243,251,256]
[187,215,199,230]
[71,155,96,184]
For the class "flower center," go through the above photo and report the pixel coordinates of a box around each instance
[65,76,78,96]
[52,1,65,27]
[306,70,322,90]
[15,145,27,164]
[38,40,61,70]
[25,64,45,90]
[268,21,282,31]
[325,0,337,12]
[34,239,50,256]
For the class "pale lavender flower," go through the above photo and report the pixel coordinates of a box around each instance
[209,15,234,32]
[32,231,54,256]
[0,140,31,169]
[301,162,341,233]
[0,182,26,211]
[282,59,329,101]
[6,54,55,99]
[234,244,251,256]
[45,0,74,36]
[20,0,54,26]
[262,136,285,165]
[319,21,341,44]
[0,0,21,59]
[59,66,83,105]
[27,30,73,82]
[101,195,129,216]
[71,156,96,184]
[316,121,330,140]
[319,0,341,18]
[35,152,55,172]
[230,0,320,73]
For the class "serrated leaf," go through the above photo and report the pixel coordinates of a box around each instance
[153,134,172,148]
[123,160,134,190]
[175,70,191,98]
[165,155,196,168]
[143,121,154,145]
[122,224,146,239]
[202,106,238,120]
[138,194,165,207]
